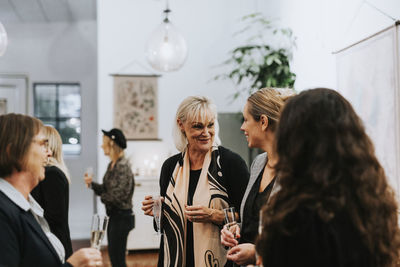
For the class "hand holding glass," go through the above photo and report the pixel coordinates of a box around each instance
[224,207,238,239]
[152,195,162,235]
[84,167,93,188]
[90,214,109,250]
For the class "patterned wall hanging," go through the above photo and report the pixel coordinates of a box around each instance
[112,74,160,140]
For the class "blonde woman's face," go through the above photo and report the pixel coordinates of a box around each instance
[240,102,265,148]
[179,117,215,154]
[101,135,111,156]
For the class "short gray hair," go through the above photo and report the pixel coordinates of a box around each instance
[173,96,221,152]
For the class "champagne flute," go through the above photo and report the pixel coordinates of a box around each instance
[90,214,109,250]
[223,207,238,239]
[152,195,162,235]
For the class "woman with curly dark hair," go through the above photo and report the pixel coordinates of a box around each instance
[256,88,400,267]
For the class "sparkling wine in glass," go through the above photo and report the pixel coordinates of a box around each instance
[223,207,238,239]
[152,195,162,235]
[90,214,109,250]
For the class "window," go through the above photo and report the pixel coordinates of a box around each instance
[34,83,81,154]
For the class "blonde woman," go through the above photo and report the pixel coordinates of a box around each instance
[142,96,249,267]
[31,125,73,258]
[221,88,294,266]
[85,128,135,267]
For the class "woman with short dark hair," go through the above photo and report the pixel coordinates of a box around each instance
[256,88,400,267]
[0,113,102,267]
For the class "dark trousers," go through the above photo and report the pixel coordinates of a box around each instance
[107,210,135,267]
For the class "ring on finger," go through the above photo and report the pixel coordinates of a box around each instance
[193,215,196,220]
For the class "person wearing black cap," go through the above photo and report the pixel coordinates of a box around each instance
[84,128,135,267]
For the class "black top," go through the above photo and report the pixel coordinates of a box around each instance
[31,166,73,258]
[157,146,250,267]
[241,169,275,244]
[186,169,201,267]
[261,207,373,267]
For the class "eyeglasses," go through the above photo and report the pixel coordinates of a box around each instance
[33,138,49,149]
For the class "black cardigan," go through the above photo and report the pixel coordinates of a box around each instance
[31,166,73,258]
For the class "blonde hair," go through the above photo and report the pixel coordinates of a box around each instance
[173,96,221,152]
[103,135,124,159]
[247,88,295,132]
[43,125,71,183]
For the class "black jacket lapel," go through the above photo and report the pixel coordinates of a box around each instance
[21,211,61,263]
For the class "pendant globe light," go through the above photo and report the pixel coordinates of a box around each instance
[146,1,187,72]
[0,22,8,56]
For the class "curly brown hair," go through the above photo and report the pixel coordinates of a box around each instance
[257,88,400,266]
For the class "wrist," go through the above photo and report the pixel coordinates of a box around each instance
[210,209,224,225]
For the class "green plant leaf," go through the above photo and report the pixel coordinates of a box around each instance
[212,12,296,100]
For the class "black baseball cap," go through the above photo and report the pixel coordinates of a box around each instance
[102,128,127,149]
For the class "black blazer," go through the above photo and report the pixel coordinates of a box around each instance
[0,191,72,267]
[31,165,73,258]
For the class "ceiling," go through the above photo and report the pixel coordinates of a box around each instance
[0,0,96,23]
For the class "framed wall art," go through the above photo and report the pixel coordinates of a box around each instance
[112,74,160,140]
[0,74,28,115]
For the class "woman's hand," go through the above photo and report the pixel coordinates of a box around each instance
[141,195,164,217]
[220,223,240,247]
[84,173,92,188]
[66,248,102,267]
[226,243,256,266]
[184,205,224,224]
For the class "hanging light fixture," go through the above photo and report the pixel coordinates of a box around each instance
[146,1,187,72]
[0,22,8,56]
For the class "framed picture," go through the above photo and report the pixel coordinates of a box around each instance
[112,74,160,140]
[0,98,7,115]
[0,74,28,114]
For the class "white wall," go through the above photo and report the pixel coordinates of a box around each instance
[268,0,400,91]
[0,21,98,239]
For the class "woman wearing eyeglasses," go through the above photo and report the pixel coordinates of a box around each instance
[0,113,102,267]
